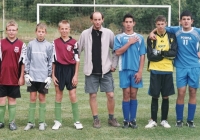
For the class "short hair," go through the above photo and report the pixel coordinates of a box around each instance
[123,13,135,22]
[90,11,104,20]
[180,10,193,19]
[58,20,70,28]
[6,20,18,30]
[35,23,47,32]
[155,15,166,22]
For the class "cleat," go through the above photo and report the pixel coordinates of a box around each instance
[175,120,183,127]
[129,120,138,129]
[93,118,101,128]
[39,122,47,131]
[145,120,157,128]
[160,120,171,128]
[24,123,35,131]
[9,121,17,131]
[108,118,120,127]
[186,121,195,128]
[122,121,129,129]
[74,122,83,130]
[52,120,62,130]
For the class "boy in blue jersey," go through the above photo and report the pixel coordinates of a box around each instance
[150,11,200,128]
[114,13,146,128]
[145,15,177,129]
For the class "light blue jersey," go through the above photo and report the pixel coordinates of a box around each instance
[114,32,146,71]
[166,26,200,68]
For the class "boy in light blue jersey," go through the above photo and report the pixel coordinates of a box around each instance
[150,11,200,128]
[114,13,146,129]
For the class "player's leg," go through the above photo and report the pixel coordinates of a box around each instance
[100,72,120,127]
[68,88,83,129]
[38,92,47,131]
[24,91,37,131]
[85,74,100,128]
[0,96,6,129]
[175,68,187,127]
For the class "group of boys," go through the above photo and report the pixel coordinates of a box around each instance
[0,10,199,131]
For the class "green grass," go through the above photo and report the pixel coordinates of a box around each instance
[1,20,200,140]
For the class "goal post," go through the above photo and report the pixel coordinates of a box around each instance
[37,4,171,26]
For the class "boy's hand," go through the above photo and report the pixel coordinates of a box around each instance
[18,76,25,86]
[72,75,78,87]
[52,75,59,86]
[24,74,33,86]
[128,36,139,45]
[149,32,157,40]
[45,77,52,89]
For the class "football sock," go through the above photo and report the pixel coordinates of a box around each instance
[93,115,98,120]
[130,99,138,121]
[109,114,114,120]
[187,103,196,121]
[0,105,6,123]
[161,98,169,120]
[55,102,62,123]
[28,103,36,124]
[39,103,46,123]
[8,104,16,123]
[151,98,158,122]
[71,102,80,122]
[176,104,184,121]
[122,101,130,121]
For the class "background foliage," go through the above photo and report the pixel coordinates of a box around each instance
[1,0,199,35]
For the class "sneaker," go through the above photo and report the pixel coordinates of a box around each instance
[186,121,195,128]
[175,120,183,127]
[145,120,157,128]
[93,118,101,128]
[0,122,4,128]
[39,123,47,131]
[160,120,171,128]
[52,120,62,130]
[129,120,138,129]
[122,121,129,129]
[74,122,83,130]
[9,121,17,131]
[108,118,120,127]
[24,123,35,131]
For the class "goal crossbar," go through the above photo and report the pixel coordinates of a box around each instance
[37,4,171,26]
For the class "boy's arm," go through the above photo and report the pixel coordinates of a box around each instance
[47,44,54,77]
[134,54,145,84]
[110,32,118,71]
[19,43,27,86]
[72,42,80,87]
[149,28,157,40]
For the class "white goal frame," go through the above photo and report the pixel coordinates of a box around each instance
[37,4,171,26]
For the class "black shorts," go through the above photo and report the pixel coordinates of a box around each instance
[148,72,175,98]
[0,85,21,98]
[55,63,76,91]
[27,82,48,94]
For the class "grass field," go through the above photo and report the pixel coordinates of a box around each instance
[1,20,200,140]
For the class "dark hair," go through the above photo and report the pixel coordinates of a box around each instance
[123,13,135,22]
[90,11,104,19]
[180,10,193,19]
[155,15,166,22]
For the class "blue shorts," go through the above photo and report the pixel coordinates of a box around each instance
[176,67,200,88]
[119,70,143,88]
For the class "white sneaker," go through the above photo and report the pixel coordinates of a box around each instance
[52,120,62,130]
[145,120,157,128]
[39,123,47,131]
[74,122,83,130]
[161,120,171,128]
[24,123,35,131]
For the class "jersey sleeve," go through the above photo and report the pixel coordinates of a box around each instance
[47,43,53,76]
[114,35,122,51]
[73,42,80,62]
[19,43,27,64]
[52,41,56,63]
[0,40,2,60]
[165,26,180,34]
[24,42,31,74]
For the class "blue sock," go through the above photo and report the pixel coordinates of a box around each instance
[187,103,196,121]
[176,104,184,121]
[130,100,138,121]
[122,101,130,121]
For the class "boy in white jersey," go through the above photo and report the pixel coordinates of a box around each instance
[114,13,146,128]
[24,23,53,131]
[150,11,200,128]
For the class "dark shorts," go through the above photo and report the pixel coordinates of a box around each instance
[0,85,21,98]
[148,72,175,98]
[55,63,76,91]
[85,72,114,93]
[27,82,48,94]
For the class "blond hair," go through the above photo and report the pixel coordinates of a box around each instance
[6,20,18,30]
[35,23,47,32]
[58,20,70,28]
